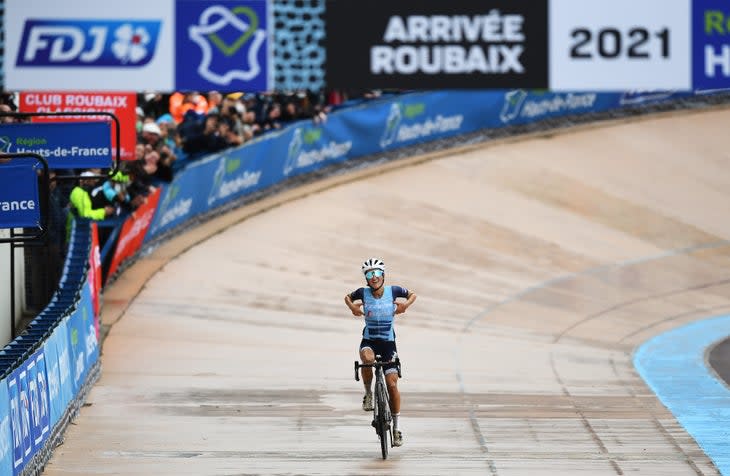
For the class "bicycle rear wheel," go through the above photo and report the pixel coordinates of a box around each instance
[376,381,390,459]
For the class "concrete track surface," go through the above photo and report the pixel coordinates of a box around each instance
[43,107,730,475]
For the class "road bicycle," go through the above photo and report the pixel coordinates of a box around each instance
[354,354,401,459]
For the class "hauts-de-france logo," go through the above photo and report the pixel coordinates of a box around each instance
[283,127,352,176]
[500,89,528,123]
[188,4,267,86]
[207,155,262,206]
[16,20,161,67]
[0,137,12,153]
[379,103,403,149]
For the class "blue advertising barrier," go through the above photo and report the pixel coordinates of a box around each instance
[61,276,99,399]
[42,326,63,429]
[53,318,74,418]
[0,378,12,476]
[145,88,706,243]
[0,122,112,169]
[0,163,40,229]
[7,366,31,476]
[27,350,50,453]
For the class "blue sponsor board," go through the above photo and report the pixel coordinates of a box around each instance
[80,281,100,371]
[0,163,40,229]
[693,0,730,90]
[0,122,111,169]
[54,318,74,414]
[16,20,161,67]
[0,378,12,476]
[42,328,64,428]
[7,366,31,475]
[175,0,270,92]
[26,351,50,452]
[66,292,92,395]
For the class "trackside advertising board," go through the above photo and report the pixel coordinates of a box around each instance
[0,122,112,169]
[0,163,41,229]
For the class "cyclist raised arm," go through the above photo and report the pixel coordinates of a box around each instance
[344,257,417,447]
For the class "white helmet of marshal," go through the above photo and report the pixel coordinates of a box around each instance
[361,258,385,275]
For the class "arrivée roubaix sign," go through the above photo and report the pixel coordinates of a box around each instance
[325,0,547,90]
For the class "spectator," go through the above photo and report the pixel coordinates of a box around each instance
[68,171,115,221]
[182,113,228,155]
[169,91,208,124]
[260,101,284,132]
[66,170,116,242]
[207,91,223,115]
[140,122,163,149]
[126,159,155,205]
[135,143,146,161]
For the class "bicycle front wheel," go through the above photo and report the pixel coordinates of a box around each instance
[376,382,390,459]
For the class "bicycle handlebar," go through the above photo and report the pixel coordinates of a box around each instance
[354,357,402,380]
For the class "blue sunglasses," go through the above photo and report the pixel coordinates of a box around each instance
[365,269,384,280]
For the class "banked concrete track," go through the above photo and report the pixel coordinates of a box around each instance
[42,107,730,475]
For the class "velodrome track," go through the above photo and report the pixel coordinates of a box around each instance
[42,106,730,475]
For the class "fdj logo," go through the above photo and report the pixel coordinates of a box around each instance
[188,5,267,85]
[17,20,161,67]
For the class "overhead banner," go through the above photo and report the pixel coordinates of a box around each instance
[3,0,174,91]
[175,0,272,92]
[18,92,137,161]
[3,0,730,91]
[549,0,691,91]
[0,163,41,229]
[693,0,730,90]
[0,122,112,169]
[325,0,548,90]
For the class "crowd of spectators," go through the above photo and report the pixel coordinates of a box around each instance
[0,89,390,248]
[140,90,333,159]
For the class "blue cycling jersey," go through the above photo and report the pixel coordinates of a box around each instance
[350,285,409,341]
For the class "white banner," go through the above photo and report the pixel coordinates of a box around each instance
[549,0,691,91]
[4,0,175,91]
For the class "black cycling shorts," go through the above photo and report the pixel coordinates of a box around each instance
[359,338,399,375]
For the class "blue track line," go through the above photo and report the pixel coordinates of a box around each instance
[634,315,730,475]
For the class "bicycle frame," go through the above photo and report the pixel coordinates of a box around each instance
[354,355,402,459]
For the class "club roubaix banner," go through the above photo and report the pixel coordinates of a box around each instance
[0,122,112,170]
[325,0,547,90]
[18,92,138,162]
[0,163,41,229]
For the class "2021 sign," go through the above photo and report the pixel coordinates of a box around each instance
[549,0,691,90]
[569,27,670,60]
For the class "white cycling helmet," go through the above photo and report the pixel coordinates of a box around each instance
[361,258,385,274]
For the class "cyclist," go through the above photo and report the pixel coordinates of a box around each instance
[344,257,417,447]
